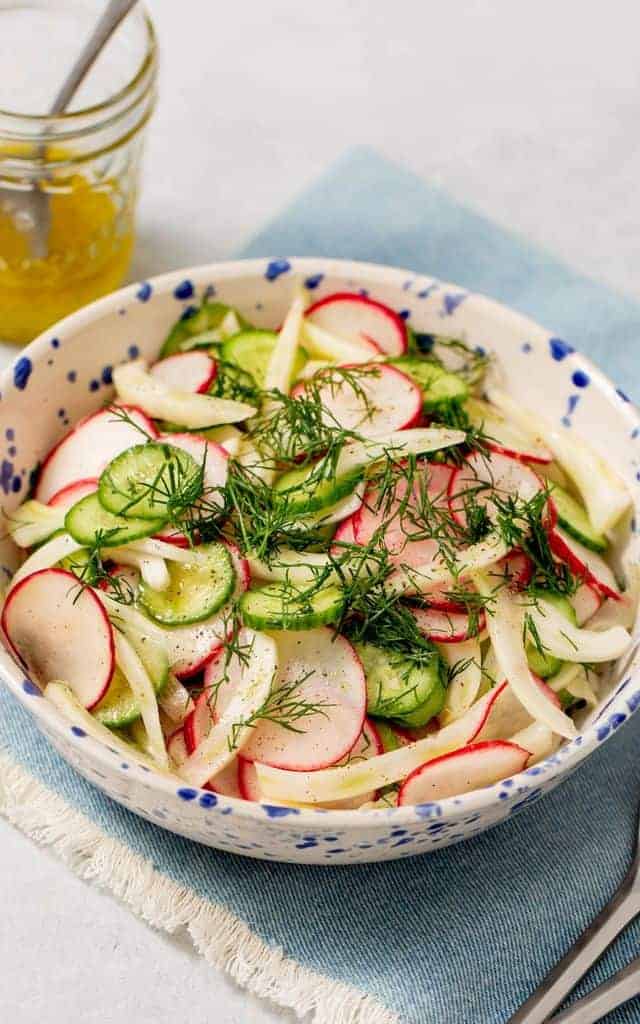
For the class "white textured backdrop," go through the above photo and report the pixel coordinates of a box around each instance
[2,0,639,1020]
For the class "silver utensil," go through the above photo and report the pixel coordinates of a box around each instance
[507,805,640,1024]
[0,0,139,260]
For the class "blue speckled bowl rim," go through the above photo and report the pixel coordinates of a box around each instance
[2,256,639,829]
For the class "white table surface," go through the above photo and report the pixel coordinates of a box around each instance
[2,1,640,1020]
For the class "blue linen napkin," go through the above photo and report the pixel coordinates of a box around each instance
[2,146,640,1024]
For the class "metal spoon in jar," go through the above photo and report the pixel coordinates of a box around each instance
[1,0,139,260]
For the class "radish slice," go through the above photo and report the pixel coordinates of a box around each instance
[528,597,630,663]
[549,525,621,600]
[437,638,482,723]
[48,478,98,510]
[2,568,115,709]
[465,399,552,464]
[477,578,576,739]
[46,681,165,773]
[177,628,277,788]
[167,727,188,766]
[354,461,455,568]
[487,386,632,534]
[410,606,485,643]
[113,359,256,427]
[492,548,534,590]
[571,583,603,626]
[330,514,358,552]
[397,740,530,806]
[150,352,217,394]
[209,627,366,771]
[449,450,543,527]
[264,293,305,399]
[294,363,421,437]
[254,686,502,804]
[474,677,560,742]
[238,757,260,801]
[35,405,157,503]
[114,632,168,769]
[207,758,244,799]
[306,292,408,356]
[301,319,381,363]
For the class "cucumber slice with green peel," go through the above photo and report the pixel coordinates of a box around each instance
[240,582,345,630]
[526,590,577,679]
[388,357,469,407]
[161,301,252,358]
[551,485,608,553]
[93,666,143,728]
[139,542,235,626]
[65,494,166,548]
[274,463,362,515]
[207,359,262,406]
[222,330,307,388]
[98,442,201,520]
[355,641,446,727]
[59,546,94,579]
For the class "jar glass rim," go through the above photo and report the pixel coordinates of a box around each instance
[0,5,157,124]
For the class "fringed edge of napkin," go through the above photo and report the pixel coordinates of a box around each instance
[0,749,398,1024]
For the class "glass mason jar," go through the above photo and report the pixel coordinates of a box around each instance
[0,1,157,344]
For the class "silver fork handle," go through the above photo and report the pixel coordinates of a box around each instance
[507,870,640,1024]
[549,957,640,1024]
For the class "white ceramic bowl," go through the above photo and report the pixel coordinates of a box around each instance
[1,257,639,865]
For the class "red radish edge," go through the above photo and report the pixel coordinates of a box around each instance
[548,526,621,600]
[35,404,158,502]
[306,292,409,355]
[397,739,531,806]
[410,605,486,643]
[150,351,217,394]
[293,362,422,433]
[48,477,99,508]
[2,567,115,709]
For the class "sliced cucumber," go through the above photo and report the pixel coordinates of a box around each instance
[551,485,607,553]
[139,541,235,626]
[274,462,362,514]
[221,330,307,388]
[93,667,142,728]
[355,641,446,727]
[65,493,166,548]
[526,590,577,679]
[389,356,468,407]
[240,582,345,630]
[161,301,252,358]
[59,546,94,579]
[375,720,405,752]
[98,442,200,520]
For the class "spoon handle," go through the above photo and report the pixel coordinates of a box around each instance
[506,868,640,1024]
[49,0,139,115]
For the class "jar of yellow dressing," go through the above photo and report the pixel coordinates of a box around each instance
[0,1,157,344]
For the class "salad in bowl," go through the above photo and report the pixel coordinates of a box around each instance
[2,276,636,822]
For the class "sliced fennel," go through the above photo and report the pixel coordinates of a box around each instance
[11,532,84,588]
[487,385,631,533]
[438,638,482,724]
[528,597,631,663]
[113,359,256,427]
[114,632,168,769]
[476,577,576,739]
[45,681,170,773]
[6,500,64,548]
[158,673,194,723]
[178,629,276,787]
[301,319,380,364]
[386,533,509,599]
[108,547,170,591]
[263,293,305,400]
